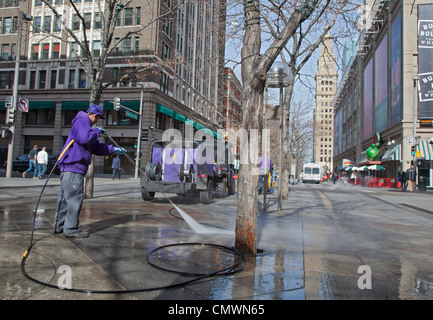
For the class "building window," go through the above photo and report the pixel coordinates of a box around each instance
[123,8,133,26]
[134,37,139,54]
[53,15,62,32]
[160,72,169,94]
[92,40,100,57]
[84,12,91,30]
[50,70,57,89]
[30,71,36,89]
[135,7,141,25]
[68,69,75,88]
[33,16,41,32]
[79,69,86,88]
[1,44,10,60]
[32,44,39,60]
[39,70,47,89]
[43,15,51,32]
[42,43,50,60]
[94,12,101,29]
[122,37,131,55]
[155,112,166,130]
[72,14,80,31]
[52,42,60,59]
[3,17,12,34]
[70,42,78,58]
[24,108,55,125]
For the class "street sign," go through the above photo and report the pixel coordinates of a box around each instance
[141,129,148,141]
[407,136,414,145]
[125,110,138,120]
[18,98,29,112]
[5,96,13,108]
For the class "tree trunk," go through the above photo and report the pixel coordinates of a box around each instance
[235,89,261,253]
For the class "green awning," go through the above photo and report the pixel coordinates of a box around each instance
[61,101,90,110]
[156,103,174,117]
[29,101,55,109]
[173,112,186,123]
[104,100,140,110]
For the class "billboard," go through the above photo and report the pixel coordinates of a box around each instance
[390,11,402,125]
[363,59,373,140]
[418,4,433,118]
[375,34,388,132]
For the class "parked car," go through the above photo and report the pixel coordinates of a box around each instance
[3,154,61,175]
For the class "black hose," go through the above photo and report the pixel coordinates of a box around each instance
[21,133,246,295]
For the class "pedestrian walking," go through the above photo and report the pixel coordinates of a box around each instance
[406,165,417,192]
[54,104,126,238]
[112,154,121,180]
[23,145,38,179]
[332,172,337,184]
[36,147,48,179]
[399,171,407,191]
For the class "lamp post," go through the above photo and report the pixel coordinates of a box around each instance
[6,12,33,178]
[135,83,144,179]
[266,61,291,211]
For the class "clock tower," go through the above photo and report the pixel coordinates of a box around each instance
[314,32,338,175]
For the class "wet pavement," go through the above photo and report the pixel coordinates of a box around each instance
[1,173,433,300]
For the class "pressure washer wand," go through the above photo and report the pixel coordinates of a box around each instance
[101,132,146,177]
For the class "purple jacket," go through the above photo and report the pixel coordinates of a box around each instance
[59,111,115,174]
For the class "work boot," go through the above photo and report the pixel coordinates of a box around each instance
[64,231,89,238]
[22,172,26,178]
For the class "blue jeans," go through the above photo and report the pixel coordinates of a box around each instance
[37,163,47,178]
[24,161,38,177]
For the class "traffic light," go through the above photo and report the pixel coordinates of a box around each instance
[6,107,15,124]
[113,97,121,111]
[411,145,416,156]
[133,138,138,149]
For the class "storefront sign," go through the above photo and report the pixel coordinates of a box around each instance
[418,4,433,118]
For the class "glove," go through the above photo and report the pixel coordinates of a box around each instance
[96,126,106,134]
[114,147,127,155]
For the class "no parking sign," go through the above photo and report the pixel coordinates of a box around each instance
[18,98,29,112]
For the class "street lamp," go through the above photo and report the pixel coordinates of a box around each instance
[6,12,33,178]
[266,61,291,211]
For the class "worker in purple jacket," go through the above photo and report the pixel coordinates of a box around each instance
[54,104,126,238]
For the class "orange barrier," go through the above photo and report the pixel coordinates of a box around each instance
[368,177,399,188]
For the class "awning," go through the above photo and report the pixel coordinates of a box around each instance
[29,101,55,109]
[61,101,90,110]
[173,112,186,122]
[381,143,401,162]
[417,139,433,160]
[156,103,174,117]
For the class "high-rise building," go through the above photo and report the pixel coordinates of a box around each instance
[0,0,226,174]
[314,33,338,174]
[332,0,433,189]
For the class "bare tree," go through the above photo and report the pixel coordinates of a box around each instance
[235,0,321,254]
[235,0,359,253]
[39,0,180,198]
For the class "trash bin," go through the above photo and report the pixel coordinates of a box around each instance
[418,176,427,192]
